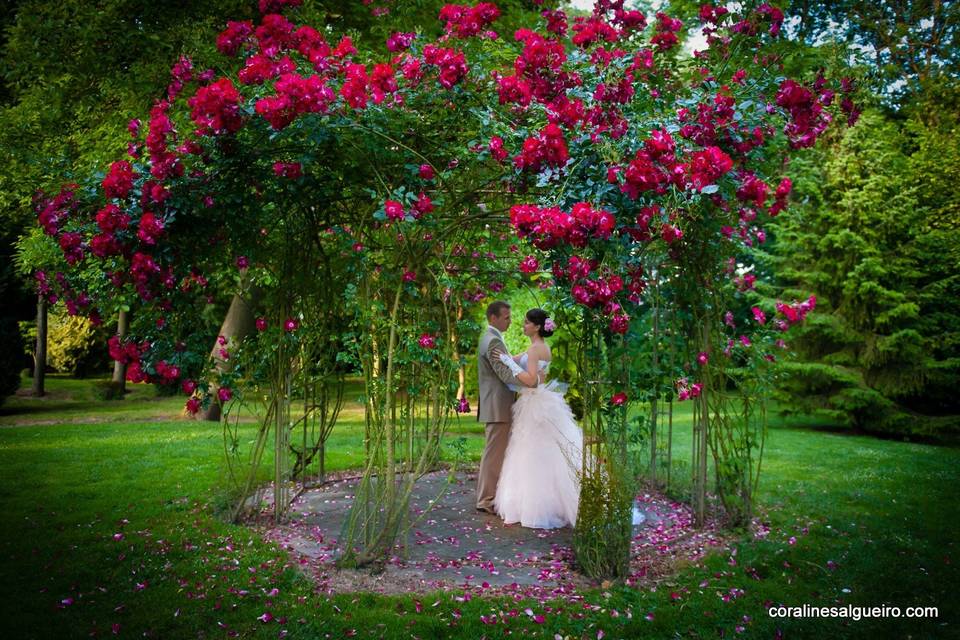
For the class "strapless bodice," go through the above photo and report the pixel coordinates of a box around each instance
[518,352,550,372]
[508,353,563,394]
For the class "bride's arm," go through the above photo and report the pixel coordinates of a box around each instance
[514,347,543,388]
[492,347,540,387]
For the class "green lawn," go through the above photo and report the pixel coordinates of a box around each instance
[0,375,957,638]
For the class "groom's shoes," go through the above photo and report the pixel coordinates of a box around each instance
[475,506,495,514]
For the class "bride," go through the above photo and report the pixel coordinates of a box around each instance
[492,308,583,529]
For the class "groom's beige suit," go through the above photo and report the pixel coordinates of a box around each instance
[476,325,518,512]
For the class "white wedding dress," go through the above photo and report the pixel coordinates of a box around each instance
[494,354,584,529]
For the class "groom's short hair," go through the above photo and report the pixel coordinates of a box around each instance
[486,300,510,319]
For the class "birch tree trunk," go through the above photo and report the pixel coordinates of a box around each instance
[31,294,46,397]
[200,292,258,421]
[111,308,129,394]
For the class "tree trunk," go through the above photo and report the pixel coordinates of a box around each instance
[112,308,129,393]
[200,292,258,421]
[31,295,46,397]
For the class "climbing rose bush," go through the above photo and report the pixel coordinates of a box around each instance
[28,0,855,416]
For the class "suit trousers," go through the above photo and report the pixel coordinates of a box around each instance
[476,420,511,511]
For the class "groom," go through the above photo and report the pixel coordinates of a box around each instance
[475,300,519,513]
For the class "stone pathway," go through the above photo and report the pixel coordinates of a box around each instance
[254,470,729,600]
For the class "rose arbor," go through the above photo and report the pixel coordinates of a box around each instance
[30,0,851,579]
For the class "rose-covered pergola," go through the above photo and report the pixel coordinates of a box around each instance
[25,0,853,578]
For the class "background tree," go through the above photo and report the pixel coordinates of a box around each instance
[762,101,960,437]
[661,0,959,436]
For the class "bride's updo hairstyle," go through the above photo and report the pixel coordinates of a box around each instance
[526,308,554,338]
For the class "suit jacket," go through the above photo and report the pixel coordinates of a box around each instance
[477,326,517,423]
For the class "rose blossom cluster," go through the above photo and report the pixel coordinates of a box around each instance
[257,72,336,128]
[422,44,470,89]
[675,377,703,401]
[512,28,575,106]
[439,3,501,39]
[607,129,736,200]
[729,2,784,38]
[386,31,415,52]
[650,12,683,51]
[776,295,817,325]
[36,185,79,237]
[571,15,620,48]
[775,78,834,149]
[546,256,645,334]
[108,335,154,383]
[510,202,615,250]
[102,161,137,200]
[213,11,471,129]
[610,128,674,198]
[513,123,569,172]
[188,77,244,135]
[383,189,433,222]
[675,90,770,157]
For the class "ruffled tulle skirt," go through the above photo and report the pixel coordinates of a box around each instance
[494,382,583,529]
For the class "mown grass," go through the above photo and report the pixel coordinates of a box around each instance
[0,374,957,639]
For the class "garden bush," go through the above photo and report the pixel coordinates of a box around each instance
[47,309,109,378]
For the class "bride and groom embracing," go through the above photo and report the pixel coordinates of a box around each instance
[474,300,583,529]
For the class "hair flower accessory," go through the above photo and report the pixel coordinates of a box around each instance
[544,317,556,331]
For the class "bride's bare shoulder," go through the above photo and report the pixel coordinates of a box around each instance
[530,342,551,360]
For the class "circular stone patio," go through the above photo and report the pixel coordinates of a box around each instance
[251,470,729,600]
